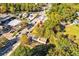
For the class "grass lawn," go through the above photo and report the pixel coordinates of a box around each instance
[64,24,79,45]
[11,44,31,56]
[12,31,18,36]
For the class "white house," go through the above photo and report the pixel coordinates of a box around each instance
[7,19,22,30]
[28,13,34,21]
[22,13,28,18]
[28,13,37,21]
[8,19,21,27]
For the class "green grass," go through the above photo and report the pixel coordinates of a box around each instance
[13,31,18,37]
[0,36,9,48]
[65,25,79,39]
[11,44,31,56]
[64,24,79,45]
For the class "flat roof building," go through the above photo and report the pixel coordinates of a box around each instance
[8,19,21,27]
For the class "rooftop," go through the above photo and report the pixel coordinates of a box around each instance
[8,19,21,26]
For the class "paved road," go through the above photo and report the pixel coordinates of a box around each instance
[4,28,29,56]
[0,37,19,56]
[5,41,21,56]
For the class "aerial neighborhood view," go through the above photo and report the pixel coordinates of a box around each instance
[0,3,79,56]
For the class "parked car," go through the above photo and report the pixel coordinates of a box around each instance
[0,31,3,36]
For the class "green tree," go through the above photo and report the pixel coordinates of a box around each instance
[20,34,29,45]
[0,4,7,13]
[9,6,15,13]
[29,44,55,56]
[11,45,31,56]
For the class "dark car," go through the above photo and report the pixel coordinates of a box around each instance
[26,32,29,35]
[27,24,34,29]
[2,26,11,33]
[0,31,3,36]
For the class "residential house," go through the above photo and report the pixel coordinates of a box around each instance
[22,13,28,18]
[0,16,15,26]
[8,19,22,30]
[28,13,38,21]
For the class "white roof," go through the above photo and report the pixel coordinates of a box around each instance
[0,26,3,29]
[28,14,34,20]
[8,19,21,26]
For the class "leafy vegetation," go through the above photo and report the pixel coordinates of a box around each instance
[11,44,55,56]
[32,4,79,56]
[20,34,29,45]
[0,36,8,48]
[13,31,18,36]
[29,44,55,56]
[1,3,79,56]
[0,3,43,14]
[11,45,31,56]
[64,24,79,45]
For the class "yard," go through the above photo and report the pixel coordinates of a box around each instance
[0,36,9,48]
[11,44,31,56]
[64,24,79,45]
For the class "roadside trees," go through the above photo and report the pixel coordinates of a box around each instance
[0,4,7,13]
[9,6,15,14]
[0,36,8,48]
[20,34,29,45]
[29,44,55,56]
[21,19,28,28]
[11,44,31,56]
